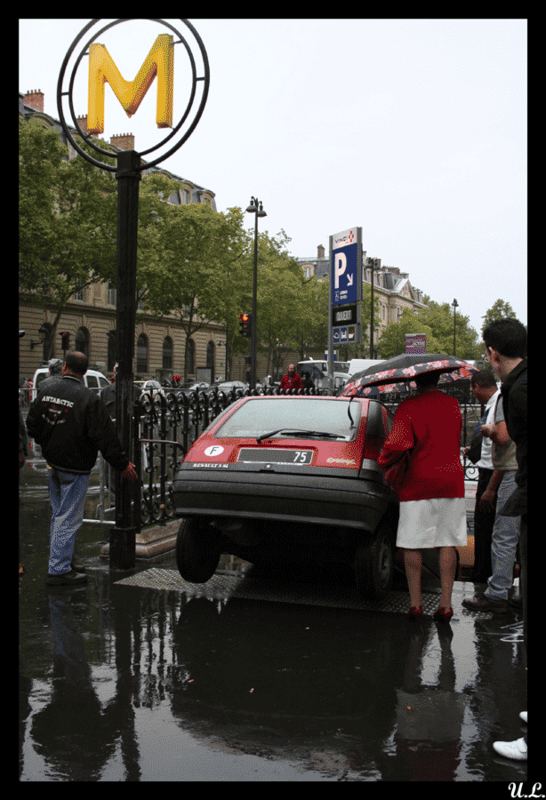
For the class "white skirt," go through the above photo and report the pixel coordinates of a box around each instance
[396,498,467,549]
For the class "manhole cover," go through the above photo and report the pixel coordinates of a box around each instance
[115,568,443,615]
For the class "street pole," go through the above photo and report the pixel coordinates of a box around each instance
[251,209,258,389]
[370,258,375,359]
[452,298,459,356]
[111,150,141,569]
[246,196,266,389]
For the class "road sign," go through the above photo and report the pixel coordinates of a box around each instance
[330,227,362,307]
[332,303,358,327]
[331,323,361,345]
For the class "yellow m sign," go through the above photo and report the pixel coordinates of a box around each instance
[87,34,174,135]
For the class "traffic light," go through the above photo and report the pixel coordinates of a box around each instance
[59,331,70,351]
[239,312,251,337]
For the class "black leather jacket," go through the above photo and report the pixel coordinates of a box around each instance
[26,375,129,474]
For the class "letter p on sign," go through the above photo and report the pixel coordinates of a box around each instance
[334,253,347,289]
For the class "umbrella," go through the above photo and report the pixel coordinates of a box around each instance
[349,353,478,389]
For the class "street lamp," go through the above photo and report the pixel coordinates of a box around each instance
[452,298,459,355]
[246,195,267,388]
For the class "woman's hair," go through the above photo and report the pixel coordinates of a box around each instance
[414,371,440,389]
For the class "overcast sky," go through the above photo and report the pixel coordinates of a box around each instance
[19,18,527,336]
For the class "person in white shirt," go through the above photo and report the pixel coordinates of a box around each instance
[464,370,501,585]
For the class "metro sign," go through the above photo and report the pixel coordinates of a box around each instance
[87,34,174,134]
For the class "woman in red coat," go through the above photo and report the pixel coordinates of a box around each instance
[378,371,466,621]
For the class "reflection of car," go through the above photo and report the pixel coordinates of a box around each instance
[31,366,110,400]
[173,395,400,598]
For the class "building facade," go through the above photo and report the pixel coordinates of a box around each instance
[19,90,225,384]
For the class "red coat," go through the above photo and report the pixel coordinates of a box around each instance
[280,372,303,390]
[378,390,464,501]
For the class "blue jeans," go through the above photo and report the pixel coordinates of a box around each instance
[47,468,90,575]
[484,471,520,601]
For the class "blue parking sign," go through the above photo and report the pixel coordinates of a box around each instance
[330,228,362,307]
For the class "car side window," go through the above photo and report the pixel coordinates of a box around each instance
[99,377,109,388]
[86,375,99,390]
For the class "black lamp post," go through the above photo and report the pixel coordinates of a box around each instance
[246,196,267,389]
[452,298,459,355]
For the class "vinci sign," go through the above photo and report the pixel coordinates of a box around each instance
[87,34,174,134]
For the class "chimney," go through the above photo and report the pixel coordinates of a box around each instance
[76,115,88,135]
[24,89,44,113]
[110,133,135,151]
[317,244,325,259]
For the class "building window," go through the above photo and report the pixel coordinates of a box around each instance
[107,330,117,371]
[75,327,90,357]
[180,188,190,204]
[137,333,149,375]
[206,340,215,379]
[162,336,173,369]
[185,338,195,375]
[107,282,117,305]
[73,287,85,301]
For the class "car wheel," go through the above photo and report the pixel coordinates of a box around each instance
[176,518,221,583]
[354,527,394,600]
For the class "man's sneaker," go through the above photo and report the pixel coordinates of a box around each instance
[71,558,86,573]
[46,570,87,586]
[462,594,509,613]
[519,711,528,724]
[492,737,527,761]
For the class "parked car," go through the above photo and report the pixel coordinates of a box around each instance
[173,394,400,599]
[31,366,110,401]
[213,380,247,394]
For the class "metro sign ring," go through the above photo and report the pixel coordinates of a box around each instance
[57,18,210,171]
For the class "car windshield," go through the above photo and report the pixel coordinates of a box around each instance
[144,381,161,389]
[215,398,361,440]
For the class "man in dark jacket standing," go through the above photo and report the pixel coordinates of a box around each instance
[26,351,137,586]
[482,319,527,762]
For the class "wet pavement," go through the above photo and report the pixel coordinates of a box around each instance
[19,457,531,782]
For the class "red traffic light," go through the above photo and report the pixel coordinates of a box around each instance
[239,312,251,336]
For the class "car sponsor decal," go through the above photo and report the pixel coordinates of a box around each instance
[191,462,229,469]
[203,445,225,457]
[327,457,357,465]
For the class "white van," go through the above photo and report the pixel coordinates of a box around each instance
[347,358,385,377]
[32,366,110,401]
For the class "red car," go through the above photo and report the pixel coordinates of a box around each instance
[173,395,400,598]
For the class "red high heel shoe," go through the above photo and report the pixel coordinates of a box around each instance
[408,606,423,619]
[433,607,453,623]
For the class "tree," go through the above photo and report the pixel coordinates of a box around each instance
[19,118,117,357]
[144,203,247,377]
[482,299,518,331]
[377,301,482,359]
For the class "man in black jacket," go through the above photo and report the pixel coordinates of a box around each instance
[26,351,137,586]
[482,319,528,762]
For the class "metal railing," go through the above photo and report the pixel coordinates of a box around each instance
[71,382,482,530]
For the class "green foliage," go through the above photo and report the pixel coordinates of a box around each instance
[19,117,117,306]
[377,301,482,359]
[481,299,518,331]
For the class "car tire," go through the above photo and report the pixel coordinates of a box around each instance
[176,518,221,583]
[354,527,394,600]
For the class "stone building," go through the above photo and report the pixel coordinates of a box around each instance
[19,90,226,384]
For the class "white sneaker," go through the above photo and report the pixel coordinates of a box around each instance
[519,711,528,723]
[493,737,527,761]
